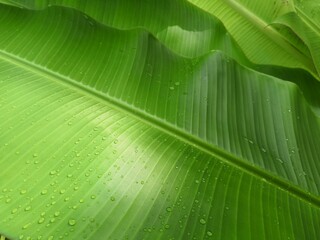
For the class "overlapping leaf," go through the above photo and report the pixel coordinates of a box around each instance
[188,0,320,79]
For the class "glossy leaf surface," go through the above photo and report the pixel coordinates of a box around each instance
[0,2,319,240]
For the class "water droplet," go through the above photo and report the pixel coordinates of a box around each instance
[199,218,206,224]
[48,236,54,240]
[54,211,60,217]
[110,196,115,201]
[41,190,48,195]
[25,206,31,211]
[33,153,38,158]
[195,180,200,184]
[50,218,55,223]
[276,158,284,164]
[11,208,18,214]
[91,195,96,199]
[79,199,84,203]
[261,148,267,153]
[64,197,70,202]
[68,219,76,226]
[164,224,170,229]
[207,231,213,236]
[38,218,45,224]
[166,207,172,212]
[20,189,27,195]
[60,189,65,194]
[174,82,180,86]
[22,223,31,229]
[169,86,174,90]
[113,139,118,144]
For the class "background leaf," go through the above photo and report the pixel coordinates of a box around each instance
[187,0,319,78]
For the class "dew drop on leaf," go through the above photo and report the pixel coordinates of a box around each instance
[22,223,31,229]
[38,218,45,224]
[41,190,48,195]
[11,208,18,214]
[68,219,76,226]
[20,189,27,195]
[199,218,206,224]
[24,206,31,211]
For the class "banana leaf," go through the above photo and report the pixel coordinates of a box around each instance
[188,0,320,79]
[0,3,319,240]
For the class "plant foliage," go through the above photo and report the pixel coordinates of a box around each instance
[0,0,319,239]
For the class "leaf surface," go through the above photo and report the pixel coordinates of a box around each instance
[0,4,319,240]
[187,0,319,77]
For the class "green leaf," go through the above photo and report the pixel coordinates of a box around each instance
[0,3,319,240]
[187,0,319,78]
[273,12,320,77]
[2,0,320,83]
[0,0,249,61]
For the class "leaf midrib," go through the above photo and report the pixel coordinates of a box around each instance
[1,49,319,208]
